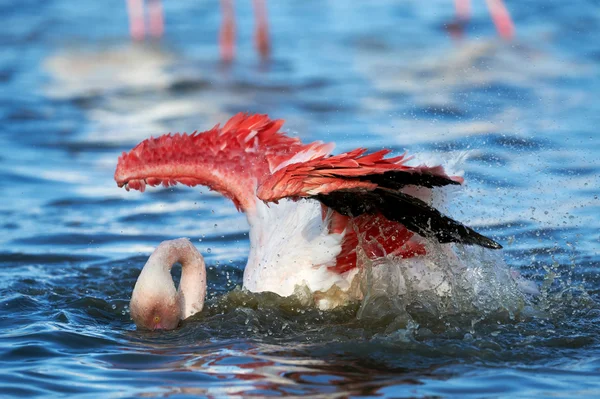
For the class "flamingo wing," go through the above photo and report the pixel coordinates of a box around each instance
[257,149,502,250]
[328,212,427,274]
[114,113,333,211]
[257,148,463,200]
[319,188,501,249]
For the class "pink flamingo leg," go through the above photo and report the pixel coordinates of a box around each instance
[455,0,471,21]
[253,0,270,59]
[485,0,515,39]
[126,0,146,41]
[148,0,164,39]
[220,0,236,62]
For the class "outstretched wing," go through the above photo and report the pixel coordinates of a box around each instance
[114,113,333,211]
[328,211,426,274]
[257,148,463,200]
[257,148,501,250]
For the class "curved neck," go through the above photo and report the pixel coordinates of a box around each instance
[174,240,207,319]
[145,238,207,319]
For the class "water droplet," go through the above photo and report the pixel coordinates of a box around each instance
[207,248,212,253]
[214,224,218,228]
[111,304,116,310]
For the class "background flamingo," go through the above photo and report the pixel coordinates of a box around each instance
[125,0,270,61]
[454,0,515,39]
[124,0,513,63]
[114,113,519,330]
[126,0,164,41]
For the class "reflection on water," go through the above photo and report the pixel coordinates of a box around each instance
[1,0,600,397]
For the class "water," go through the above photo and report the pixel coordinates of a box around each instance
[1,0,599,397]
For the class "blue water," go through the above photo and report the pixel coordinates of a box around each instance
[1,0,600,397]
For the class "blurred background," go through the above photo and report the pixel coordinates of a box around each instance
[1,0,599,397]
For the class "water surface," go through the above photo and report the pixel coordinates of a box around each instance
[1,0,599,397]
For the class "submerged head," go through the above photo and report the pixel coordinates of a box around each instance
[130,280,182,330]
[129,238,207,330]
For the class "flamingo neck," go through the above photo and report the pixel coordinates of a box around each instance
[131,238,206,327]
[171,239,207,319]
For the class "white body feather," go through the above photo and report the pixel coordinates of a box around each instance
[243,152,465,301]
[241,152,538,308]
[241,189,463,305]
[244,198,351,297]
[241,196,472,307]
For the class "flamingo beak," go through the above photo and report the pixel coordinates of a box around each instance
[152,315,163,330]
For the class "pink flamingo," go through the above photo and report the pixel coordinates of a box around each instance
[115,113,507,330]
[125,0,270,61]
[125,0,164,41]
[453,0,515,39]
[124,0,513,64]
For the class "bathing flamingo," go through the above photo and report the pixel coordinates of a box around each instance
[115,113,504,330]
[125,0,270,61]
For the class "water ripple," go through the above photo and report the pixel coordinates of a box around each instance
[1,0,599,397]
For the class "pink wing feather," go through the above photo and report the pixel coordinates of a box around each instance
[257,147,465,273]
[115,113,333,210]
[257,148,463,202]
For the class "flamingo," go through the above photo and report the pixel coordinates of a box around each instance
[115,113,510,330]
[125,0,270,62]
[126,0,164,41]
[452,0,515,40]
[124,0,513,63]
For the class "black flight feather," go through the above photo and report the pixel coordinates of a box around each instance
[315,188,502,250]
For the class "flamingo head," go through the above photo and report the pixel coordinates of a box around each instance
[130,276,182,331]
[129,238,207,330]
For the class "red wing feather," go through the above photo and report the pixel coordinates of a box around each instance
[257,147,461,202]
[115,113,335,211]
[331,213,426,274]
